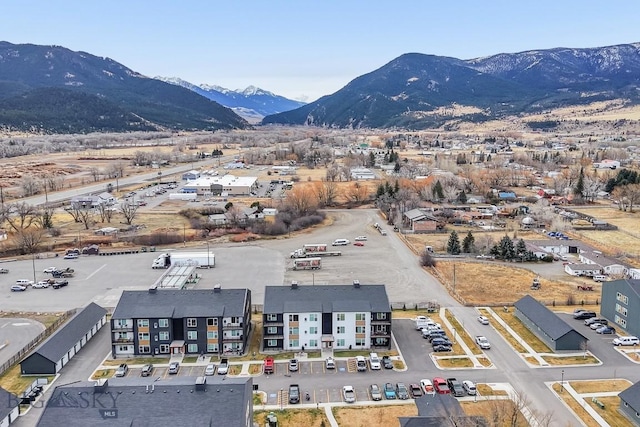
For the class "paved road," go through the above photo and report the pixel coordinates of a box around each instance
[0,318,44,367]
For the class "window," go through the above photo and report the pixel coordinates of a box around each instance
[309,314,318,322]
[355,338,366,346]
[207,318,218,326]
[616,304,628,316]
[138,332,150,341]
[309,327,318,335]
[138,345,150,354]
[159,344,170,354]
[615,315,627,328]
[356,313,366,321]
[117,345,130,352]
[115,319,130,328]
[159,331,169,341]
[116,332,128,340]
[267,339,278,347]
[266,314,278,321]
[137,319,149,327]
[288,314,299,322]
[207,331,218,339]
[187,331,198,340]
[356,326,365,334]
[158,319,169,328]
[290,339,299,347]
[289,327,299,335]
[616,292,629,304]
[375,313,388,320]
[336,313,345,321]
[267,327,278,334]
[187,343,198,353]
[229,330,241,337]
[336,339,345,347]
[336,326,345,334]
[207,343,219,352]
[187,318,197,327]
[309,339,318,347]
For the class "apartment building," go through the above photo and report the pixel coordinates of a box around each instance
[262,282,391,351]
[601,279,640,338]
[111,286,251,357]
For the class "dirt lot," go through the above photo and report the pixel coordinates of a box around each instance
[333,405,418,427]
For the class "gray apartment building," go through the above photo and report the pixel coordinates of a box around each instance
[601,279,640,337]
[262,282,392,351]
[111,286,251,357]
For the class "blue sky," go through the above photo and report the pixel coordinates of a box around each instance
[2,1,639,102]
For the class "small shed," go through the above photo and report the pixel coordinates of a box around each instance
[21,303,107,375]
[0,386,19,426]
[514,295,588,351]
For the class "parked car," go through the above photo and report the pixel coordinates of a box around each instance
[369,384,382,401]
[10,285,27,292]
[15,279,34,287]
[204,364,216,376]
[409,383,423,398]
[43,267,58,273]
[475,335,491,349]
[52,280,68,289]
[590,322,606,330]
[33,281,50,289]
[431,337,453,347]
[382,355,394,369]
[585,318,607,326]
[477,315,490,325]
[354,236,367,241]
[115,364,128,377]
[369,353,381,370]
[217,358,228,375]
[383,383,397,399]
[342,385,356,403]
[420,379,435,395]
[356,356,367,372]
[462,380,477,395]
[288,358,299,372]
[332,239,350,246]
[433,344,452,352]
[63,253,79,259]
[447,378,465,397]
[168,362,180,375]
[573,311,596,320]
[396,383,409,400]
[289,384,300,404]
[596,326,616,334]
[0,268,8,274]
[325,357,336,370]
[353,241,365,247]
[613,336,640,346]
[433,377,451,394]
[141,364,154,377]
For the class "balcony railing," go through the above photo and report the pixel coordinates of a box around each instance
[113,337,134,343]
[112,324,134,331]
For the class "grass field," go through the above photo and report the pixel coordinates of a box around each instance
[254,408,329,427]
[461,400,529,427]
[493,311,551,353]
[333,405,418,427]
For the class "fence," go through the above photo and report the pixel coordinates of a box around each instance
[0,309,76,376]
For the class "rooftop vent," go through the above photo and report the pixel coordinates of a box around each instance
[353,280,360,288]
[291,281,298,289]
[148,285,157,294]
[213,284,222,293]
[94,379,108,394]
[195,376,207,392]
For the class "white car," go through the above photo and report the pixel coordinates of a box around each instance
[462,380,477,395]
[63,253,79,259]
[420,379,435,395]
[204,364,216,376]
[475,336,491,349]
[33,281,50,289]
[43,267,58,273]
[477,316,489,325]
[354,236,368,241]
[325,357,336,369]
[369,353,381,370]
[342,386,355,403]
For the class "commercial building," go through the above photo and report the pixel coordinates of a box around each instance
[514,295,588,351]
[111,287,251,357]
[601,279,640,337]
[20,303,107,375]
[182,175,258,196]
[262,282,391,351]
[36,377,253,427]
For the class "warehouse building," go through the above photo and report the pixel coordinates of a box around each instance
[181,175,258,196]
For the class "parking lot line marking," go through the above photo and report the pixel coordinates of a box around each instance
[85,264,107,280]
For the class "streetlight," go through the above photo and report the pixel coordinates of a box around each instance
[561,370,565,393]
[206,241,210,267]
[31,252,36,283]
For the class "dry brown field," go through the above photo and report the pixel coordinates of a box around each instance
[332,405,418,427]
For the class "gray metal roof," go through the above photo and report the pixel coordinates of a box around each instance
[264,284,390,314]
[619,381,640,412]
[514,295,588,341]
[0,386,18,421]
[111,289,250,320]
[29,302,107,363]
[36,377,251,427]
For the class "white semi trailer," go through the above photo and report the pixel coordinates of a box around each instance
[152,251,215,269]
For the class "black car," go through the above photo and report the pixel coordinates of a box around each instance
[382,355,394,369]
[52,280,68,289]
[573,311,596,320]
[431,337,453,347]
[288,384,300,404]
[447,378,465,397]
[433,344,452,352]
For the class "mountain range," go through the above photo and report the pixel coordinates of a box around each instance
[1,41,639,133]
[263,43,640,129]
[154,77,306,123]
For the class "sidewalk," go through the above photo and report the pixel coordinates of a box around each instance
[551,381,611,427]
[438,307,485,368]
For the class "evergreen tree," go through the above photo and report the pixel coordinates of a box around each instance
[515,239,527,260]
[458,190,467,204]
[574,167,584,196]
[496,235,515,260]
[369,151,376,166]
[394,162,401,173]
[376,184,385,198]
[462,231,475,253]
[432,180,444,201]
[447,230,461,255]
[394,180,400,194]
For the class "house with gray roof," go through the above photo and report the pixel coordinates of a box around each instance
[514,295,588,351]
[399,393,487,426]
[0,386,19,426]
[262,282,391,351]
[111,287,251,357]
[403,208,440,233]
[564,263,602,277]
[619,382,640,426]
[36,376,253,427]
[601,279,640,338]
[579,250,628,277]
[21,303,107,375]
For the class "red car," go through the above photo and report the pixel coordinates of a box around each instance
[354,241,365,246]
[433,377,451,394]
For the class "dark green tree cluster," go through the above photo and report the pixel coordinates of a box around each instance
[384,149,399,164]
[447,231,461,255]
[605,169,640,193]
[490,236,536,261]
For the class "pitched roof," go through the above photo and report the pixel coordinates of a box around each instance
[619,381,640,411]
[29,302,107,363]
[404,208,437,222]
[514,295,588,341]
[36,377,251,427]
[263,284,390,314]
[111,289,250,319]
[0,386,18,421]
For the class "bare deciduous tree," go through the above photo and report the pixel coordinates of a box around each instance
[4,202,37,232]
[20,175,40,197]
[96,203,115,223]
[120,202,139,225]
[14,227,46,255]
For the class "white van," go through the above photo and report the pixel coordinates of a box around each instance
[613,336,639,346]
[356,356,367,371]
[15,279,34,286]
[593,275,607,282]
[332,239,350,246]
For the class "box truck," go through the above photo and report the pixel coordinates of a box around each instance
[290,248,342,258]
[292,257,321,270]
[151,251,215,269]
